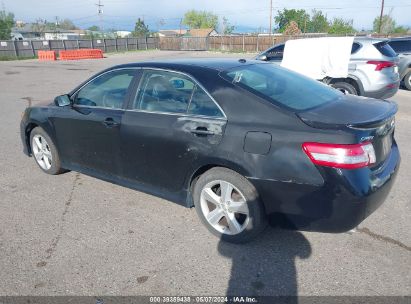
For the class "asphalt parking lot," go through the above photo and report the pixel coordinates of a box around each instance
[0,50,410,296]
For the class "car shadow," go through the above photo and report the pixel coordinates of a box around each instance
[218,218,311,298]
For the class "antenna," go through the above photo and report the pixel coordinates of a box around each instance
[96,0,104,33]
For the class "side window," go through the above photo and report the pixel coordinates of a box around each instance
[389,40,411,53]
[133,69,223,117]
[351,42,361,54]
[74,69,135,109]
[267,44,285,60]
[188,85,224,117]
[134,70,193,113]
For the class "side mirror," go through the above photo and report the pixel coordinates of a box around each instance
[54,95,71,107]
[258,55,268,61]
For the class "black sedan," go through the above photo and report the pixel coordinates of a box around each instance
[20,59,400,243]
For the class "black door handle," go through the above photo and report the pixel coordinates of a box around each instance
[102,118,120,128]
[190,127,214,136]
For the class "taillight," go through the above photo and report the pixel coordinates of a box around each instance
[367,60,395,71]
[302,142,376,169]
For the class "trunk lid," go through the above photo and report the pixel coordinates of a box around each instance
[297,95,397,166]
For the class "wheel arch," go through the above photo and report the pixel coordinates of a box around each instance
[327,77,364,95]
[400,66,411,80]
[24,122,40,155]
[24,120,56,155]
[185,161,252,207]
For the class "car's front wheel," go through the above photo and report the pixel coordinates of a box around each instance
[193,167,267,243]
[30,127,65,175]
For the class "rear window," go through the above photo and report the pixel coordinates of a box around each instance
[389,40,411,53]
[221,63,342,111]
[374,42,397,57]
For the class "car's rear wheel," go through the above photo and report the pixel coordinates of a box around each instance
[30,127,65,175]
[193,167,267,243]
[404,71,411,91]
[331,82,358,95]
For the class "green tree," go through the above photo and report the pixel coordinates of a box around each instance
[59,18,78,30]
[373,15,396,34]
[183,10,218,29]
[88,25,100,31]
[274,9,309,33]
[393,25,408,34]
[328,18,356,35]
[308,10,329,33]
[0,10,14,40]
[132,18,149,37]
[222,16,235,34]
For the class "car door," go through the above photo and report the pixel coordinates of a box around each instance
[120,68,227,193]
[52,69,137,176]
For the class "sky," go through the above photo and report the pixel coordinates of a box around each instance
[3,0,411,32]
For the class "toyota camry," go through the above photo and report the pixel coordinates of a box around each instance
[20,59,400,243]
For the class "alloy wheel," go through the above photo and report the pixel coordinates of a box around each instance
[200,180,249,235]
[32,134,52,170]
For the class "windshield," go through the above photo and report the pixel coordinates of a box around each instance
[221,63,342,111]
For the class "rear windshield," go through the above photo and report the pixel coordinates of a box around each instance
[374,42,397,57]
[221,63,342,111]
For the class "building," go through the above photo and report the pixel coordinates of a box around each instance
[11,24,42,40]
[43,30,81,40]
[158,29,187,37]
[115,31,132,38]
[187,28,218,37]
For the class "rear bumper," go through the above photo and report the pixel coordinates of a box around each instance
[363,81,400,99]
[250,143,400,232]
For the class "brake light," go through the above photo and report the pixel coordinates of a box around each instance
[367,60,395,71]
[302,142,376,169]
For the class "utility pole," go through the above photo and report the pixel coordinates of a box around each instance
[96,0,104,35]
[269,0,273,36]
[378,0,384,34]
[54,16,59,40]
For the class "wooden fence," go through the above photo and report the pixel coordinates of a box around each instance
[1,34,402,58]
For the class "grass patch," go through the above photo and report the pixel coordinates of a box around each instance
[0,56,37,61]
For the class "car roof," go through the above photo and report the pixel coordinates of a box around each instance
[267,36,389,47]
[109,58,258,73]
[353,37,388,43]
[389,36,411,41]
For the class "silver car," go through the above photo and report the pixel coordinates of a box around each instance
[256,37,400,99]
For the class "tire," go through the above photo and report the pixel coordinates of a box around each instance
[404,71,411,91]
[193,167,267,243]
[331,82,358,95]
[29,127,65,175]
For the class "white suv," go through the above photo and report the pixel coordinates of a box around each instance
[256,37,400,99]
